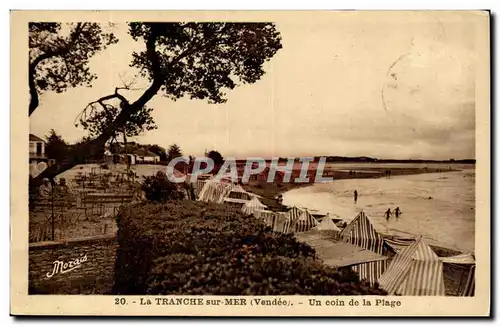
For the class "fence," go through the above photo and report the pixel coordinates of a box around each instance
[29,171,140,243]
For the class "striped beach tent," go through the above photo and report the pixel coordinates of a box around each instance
[378,237,445,296]
[194,180,207,198]
[293,210,319,233]
[440,253,475,297]
[384,237,417,254]
[287,206,303,220]
[461,265,475,297]
[353,259,388,287]
[273,212,292,234]
[255,209,276,227]
[223,198,249,212]
[225,184,253,201]
[440,253,475,264]
[241,197,267,215]
[280,206,304,234]
[340,211,385,254]
[339,211,389,288]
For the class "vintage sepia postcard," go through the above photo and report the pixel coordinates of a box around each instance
[11,10,490,316]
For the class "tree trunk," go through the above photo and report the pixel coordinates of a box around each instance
[33,135,108,182]
[33,65,163,181]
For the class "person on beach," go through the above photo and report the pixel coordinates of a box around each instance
[395,206,401,218]
[385,208,391,220]
[353,190,358,203]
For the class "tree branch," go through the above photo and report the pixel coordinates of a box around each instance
[85,24,232,148]
[28,23,86,116]
[129,24,229,112]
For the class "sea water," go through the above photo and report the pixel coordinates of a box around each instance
[282,165,475,253]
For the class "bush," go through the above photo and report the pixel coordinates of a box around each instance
[113,200,387,295]
[141,171,185,202]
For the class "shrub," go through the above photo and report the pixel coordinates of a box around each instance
[141,171,185,202]
[113,200,387,295]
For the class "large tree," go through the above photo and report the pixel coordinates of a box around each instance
[44,129,69,162]
[37,22,282,180]
[207,150,224,167]
[29,22,118,116]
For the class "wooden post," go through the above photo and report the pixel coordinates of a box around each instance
[51,185,55,241]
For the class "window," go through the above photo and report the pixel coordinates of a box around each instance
[36,142,43,155]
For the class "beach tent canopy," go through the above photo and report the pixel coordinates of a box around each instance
[459,265,475,297]
[225,184,253,201]
[241,197,267,215]
[313,216,341,232]
[278,208,319,234]
[338,211,390,287]
[378,238,445,296]
[339,211,385,254]
[193,180,207,198]
[295,230,388,286]
[254,209,276,227]
[318,242,388,269]
[198,180,233,203]
[383,237,417,254]
[294,210,319,233]
[440,253,475,297]
[281,207,304,234]
[286,206,303,220]
[272,212,291,234]
[295,231,388,267]
[440,253,475,264]
[273,206,303,234]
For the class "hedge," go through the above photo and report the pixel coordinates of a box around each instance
[113,200,387,295]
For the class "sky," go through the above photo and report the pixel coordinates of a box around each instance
[29,12,479,160]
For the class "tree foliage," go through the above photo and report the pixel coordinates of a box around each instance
[77,101,157,139]
[79,22,282,145]
[207,150,224,167]
[29,22,118,116]
[36,22,282,181]
[167,144,183,162]
[113,200,387,295]
[44,129,69,161]
[148,144,168,161]
[141,171,185,202]
[70,136,105,163]
[128,22,282,104]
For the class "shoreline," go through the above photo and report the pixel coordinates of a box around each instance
[244,166,460,210]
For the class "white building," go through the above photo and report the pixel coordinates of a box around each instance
[29,134,47,164]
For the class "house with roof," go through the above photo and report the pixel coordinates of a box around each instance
[105,144,160,165]
[29,134,48,165]
[134,148,160,164]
